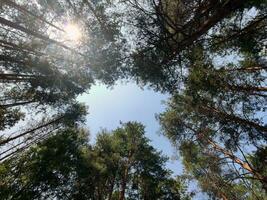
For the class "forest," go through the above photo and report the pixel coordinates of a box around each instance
[0,0,266,199]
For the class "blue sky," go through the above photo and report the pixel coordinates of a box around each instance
[78,83,207,199]
[77,82,183,175]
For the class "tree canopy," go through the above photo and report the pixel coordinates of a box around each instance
[0,122,193,200]
[0,0,266,199]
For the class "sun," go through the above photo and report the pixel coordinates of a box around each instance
[64,23,82,42]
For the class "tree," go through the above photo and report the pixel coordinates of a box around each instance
[1,0,266,198]
[0,122,193,200]
[179,141,266,200]
[0,102,87,162]
[0,0,96,156]
[91,0,266,92]
[0,0,124,133]
[93,122,193,200]
[0,128,92,200]
[158,94,267,198]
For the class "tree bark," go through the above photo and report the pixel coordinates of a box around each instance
[0,116,63,146]
[203,135,267,186]
[222,66,267,73]
[228,85,267,93]
[119,166,129,200]
[0,17,84,56]
[161,0,244,64]
[0,100,37,108]
[0,73,37,82]
[108,175,116,200]
[2,0,64,32]
[119,150,134,200]
[0,126,60,162]
[199,105,267,133]
[180,120,267,186]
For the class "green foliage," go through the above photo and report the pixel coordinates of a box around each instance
[250,147,267,179]
[0,122,193,200]
[0,128,91,199]
[1,0,267,199]
[0,108,25,131]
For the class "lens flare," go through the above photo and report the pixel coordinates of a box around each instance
[64,23,82,42]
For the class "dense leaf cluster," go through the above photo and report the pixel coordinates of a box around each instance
[0,122,193,200]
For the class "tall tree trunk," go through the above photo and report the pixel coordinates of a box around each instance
[161,0,245,64]
[0,17,84,56]
[119,150,134,200]
[119,166,129,200]
[202,135,267,187]
[199,105,267,134]
[220,193,229,200]
[0,126,60,162]
[108,175,116,200]
[223,66,267,73]
[2,0,64,32]
[213,14,267,48]
[0,39,76,63]
[182,0,244,45]
[0,116,63,146]
[0,100,37,108]
[180,120,267,188]
[0,73,36,82]
[228,85,267,93]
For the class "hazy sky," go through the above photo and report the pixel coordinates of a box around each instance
[77,82,183,175]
